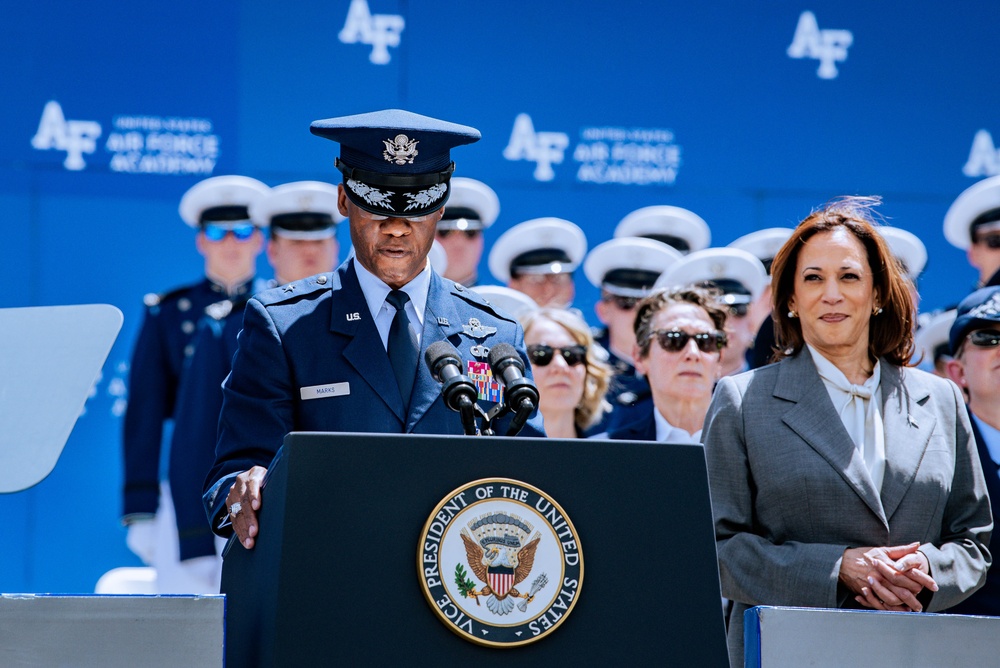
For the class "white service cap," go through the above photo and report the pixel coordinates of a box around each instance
[614,205,710,253]
[488,217,588,283]
[583,237,682,297]
[470,285,540,320]
[437,177,500,231]
[944,175,1000,250]
[879,226,927,280]
[250,180,344,240]
[179,175,271,228]
[654,247,768,303]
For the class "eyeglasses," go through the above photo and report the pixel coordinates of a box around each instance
[648,329,727,353]
[437,229,481,239]
[604,294,640,310]
[203,223,256,242]
[527,344,588,367]
[974,234,1000,249]
[968,329,1000,348]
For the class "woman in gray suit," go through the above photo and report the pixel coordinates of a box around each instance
[703,197,992,667]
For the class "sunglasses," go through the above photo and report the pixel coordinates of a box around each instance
[438,229,481,239]
[527,344,587,367]
[968,329,1000,348]
[604,294,640,310]
[648,329,727,353]
[203,223,256,242]
[974,234,1000,249]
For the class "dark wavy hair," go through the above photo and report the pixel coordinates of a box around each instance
[769,196,915,365]
[633,286,729,360]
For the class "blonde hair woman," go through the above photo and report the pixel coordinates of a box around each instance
[520,308,611,438]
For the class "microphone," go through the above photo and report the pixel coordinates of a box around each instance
[425,341,478,435]
[488,343,539,436]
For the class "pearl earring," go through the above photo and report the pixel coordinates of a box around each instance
[787,310,798,318]
[873,306,883,316]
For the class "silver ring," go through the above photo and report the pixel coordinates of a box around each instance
[229,502,242,517]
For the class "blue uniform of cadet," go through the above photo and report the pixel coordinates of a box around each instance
[203,259,545,530]
[123,277,255,519]
[586,327,654,437]
[168,280,270,561]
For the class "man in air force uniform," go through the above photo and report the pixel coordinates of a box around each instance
[204,110,544,549]
[945,175,1000,292]
[488,217,587,309]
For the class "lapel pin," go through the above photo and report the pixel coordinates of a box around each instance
[437,317,449,326]
[470,344,490,359]
[906,415,918,428]
[462,317,497,340]
[346,312,361,322]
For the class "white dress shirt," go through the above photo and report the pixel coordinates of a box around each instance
[653,408,702,444]
[354,257,430,350]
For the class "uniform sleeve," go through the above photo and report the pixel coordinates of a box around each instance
[703,376,847,609]
[170,318,230,559]
[122,305,171,519]
[203,298,293,533]
[922,381,993,611]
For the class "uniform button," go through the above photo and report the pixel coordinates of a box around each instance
[184,344,195,357]
[454,282,464,291]
[178,298,191,312]
[316,275,328,285]
[181,320,195,334]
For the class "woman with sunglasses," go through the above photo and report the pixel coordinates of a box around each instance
[605,286,727,442]
[703,197,992,667]
[520,308,611,438]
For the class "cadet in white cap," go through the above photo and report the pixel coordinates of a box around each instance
[615,205,711,254]
[655,247,767,377]
[582,238,682,433]
[944,175,1000,290]
[122,175,270,590]
[253,181,344,285]
[729,228,794,370]
[470,285,539,320]
[488,217,587,309]
[914,309,957,377]
[435,177,499,286]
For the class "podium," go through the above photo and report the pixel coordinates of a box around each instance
[221,433,729,665]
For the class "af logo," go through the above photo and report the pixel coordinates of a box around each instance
[31,101,102,171]
[338,0,405,65]
[964,130,1000,178]
[787,11,853,79]
[418,478,582,647]
[503,113,570,182]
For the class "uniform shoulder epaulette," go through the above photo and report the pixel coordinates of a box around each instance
[256,273,333,306]
[450,281,517,324]
[143,282,196,308]
[205,299,234,321]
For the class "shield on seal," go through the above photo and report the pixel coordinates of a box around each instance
[487,566,515,599]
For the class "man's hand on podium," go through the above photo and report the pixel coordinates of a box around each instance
[226,466,267,549]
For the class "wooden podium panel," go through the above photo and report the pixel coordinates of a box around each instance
[221,433,729,666]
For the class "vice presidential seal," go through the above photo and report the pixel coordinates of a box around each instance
[417,478,583,647]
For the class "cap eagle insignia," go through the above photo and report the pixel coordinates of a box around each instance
[383,134,419,165]
[457,512,543,616]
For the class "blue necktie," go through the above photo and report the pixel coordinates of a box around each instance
[385,290,418,409]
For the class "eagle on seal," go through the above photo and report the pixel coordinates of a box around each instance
[461,528,540,616]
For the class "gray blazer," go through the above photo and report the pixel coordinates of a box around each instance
[703,351,992,667]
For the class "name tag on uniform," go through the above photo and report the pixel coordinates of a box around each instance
[300,382,351,400]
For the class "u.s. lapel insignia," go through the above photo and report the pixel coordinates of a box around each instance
[418,478,583,647]
[469,344,489,360]
[437,316,450,326]
[462,317,497,340]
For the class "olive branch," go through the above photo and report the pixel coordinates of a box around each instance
[454,563,477,598]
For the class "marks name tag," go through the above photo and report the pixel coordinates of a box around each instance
[300,382,350,400]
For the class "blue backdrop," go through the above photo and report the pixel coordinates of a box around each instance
[2,0,998,592]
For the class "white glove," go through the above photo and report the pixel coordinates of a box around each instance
[126,519,157,566]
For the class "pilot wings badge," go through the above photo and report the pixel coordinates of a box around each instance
[417,478,583,647]
[383,134,419,165]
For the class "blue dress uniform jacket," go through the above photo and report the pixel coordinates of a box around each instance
[948,415,1000,616]
[606,413,657,441]
[586,328,653,436]
[122,277,254,519]
[203,260,544,531]
[168,285,265,561]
